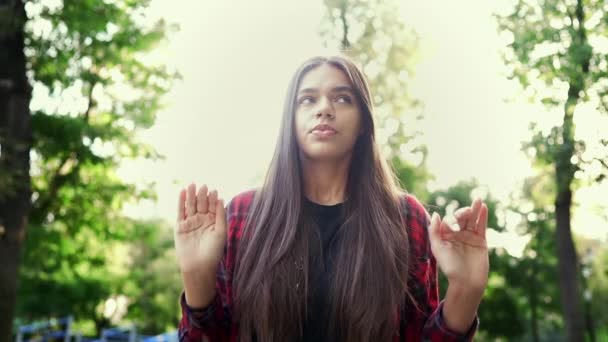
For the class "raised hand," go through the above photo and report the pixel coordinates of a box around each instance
[174,183,227,275]
[428,198,489,291]
[428,198,489,332]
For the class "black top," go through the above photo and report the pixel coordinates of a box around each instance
[250,198,345,342]
[301,198,345,342]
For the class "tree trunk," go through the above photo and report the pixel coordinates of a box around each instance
[0,1,32,341]
[554,1,589,337]
[529,248,539,342]
[554,183,585,341]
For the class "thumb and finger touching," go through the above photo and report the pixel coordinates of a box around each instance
[429,200,489,249]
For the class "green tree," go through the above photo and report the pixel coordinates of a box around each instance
[575,236,608,342]
[586,242,608,340]
[0,1,32,341]
[3,0,177,336]
[320,0,431,196]
[428,180,528,340]
[510,171,563,341]
[122,220,182,335]
[428,177,569,341]
[497,1,608,340]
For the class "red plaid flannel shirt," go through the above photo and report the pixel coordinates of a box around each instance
[178,190,478,341]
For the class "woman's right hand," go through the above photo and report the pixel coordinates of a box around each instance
[174,183,227,275]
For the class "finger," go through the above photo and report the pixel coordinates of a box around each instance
[196,184,209,213]
[186,183,197,217]
[467,199,482,230]
[453,207,469,220]
[440,217,458,236]
[428,212,442,246]
[442,215,461,232]
[441,229,487,248]
[216,198,227,233]
[177,188,186,221]
[475,203,488,236]
[454,207,472,230]
[208,190,218,215]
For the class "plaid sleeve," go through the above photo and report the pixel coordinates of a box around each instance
[177,232,233,342]
[424,301,479,341]
[178,259,233,342]
[178,289,228,342]
[177,190,255,342]
[404,195,478,342]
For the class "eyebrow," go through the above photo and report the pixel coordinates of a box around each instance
[297,86,354,95]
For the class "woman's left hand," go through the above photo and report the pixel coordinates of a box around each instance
[428,199,489,333]
[429,198,489,293]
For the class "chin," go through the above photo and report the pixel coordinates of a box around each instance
[301,147,349,162]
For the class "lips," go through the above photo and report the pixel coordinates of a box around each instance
[310,124,337,139]
[311,124,337,133]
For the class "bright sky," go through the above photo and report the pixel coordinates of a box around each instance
[118,0,608,255]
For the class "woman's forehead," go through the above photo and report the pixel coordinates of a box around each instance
[298,64,352,90]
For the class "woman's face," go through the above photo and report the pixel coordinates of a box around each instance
[294,64,363,162]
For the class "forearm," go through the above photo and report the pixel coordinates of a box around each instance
[182,267,217,308]
[442,284,483,333]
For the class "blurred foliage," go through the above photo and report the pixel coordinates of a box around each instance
[577,235,608,341]
[121,220,182,335]
[15,0,179,336]
[320,1,608,340]
[11,0,608,340]
[508,171,565,341]
[425,176,598,341]
[497,0,608,339]
[321,0,431,197]
[428,180,526,339]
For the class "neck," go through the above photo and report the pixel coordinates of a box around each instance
[300,154,351,205]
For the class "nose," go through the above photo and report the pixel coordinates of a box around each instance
[315,97,335,119]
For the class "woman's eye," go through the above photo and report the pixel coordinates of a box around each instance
[335,95,352,103]
[299,96,315,105]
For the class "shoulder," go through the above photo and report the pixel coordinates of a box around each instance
[400,193,431,230]
[399,193,432,257]
[224,188,259,237]
[399,194,437,316]
[222,189,258,269]
[226,188,257,217]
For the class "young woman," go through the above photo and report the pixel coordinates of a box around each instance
[175,55,489,342]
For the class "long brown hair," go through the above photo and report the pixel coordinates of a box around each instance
[234,55,412,342]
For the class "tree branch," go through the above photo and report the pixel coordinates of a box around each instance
[595,157,608,170]
[339,2,350,49]
[32,82,96,218]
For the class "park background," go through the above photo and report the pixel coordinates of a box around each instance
[1,0,607,341]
